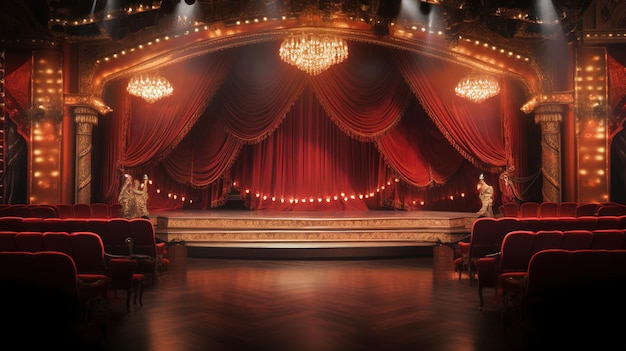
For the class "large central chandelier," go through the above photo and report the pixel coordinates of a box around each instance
[454,74,501,103]
[126,74,173,103]
[279,32,349,75]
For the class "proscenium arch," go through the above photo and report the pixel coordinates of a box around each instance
[86,18,541,105]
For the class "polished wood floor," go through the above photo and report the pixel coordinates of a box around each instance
[75,246,542,351]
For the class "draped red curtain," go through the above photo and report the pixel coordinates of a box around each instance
[395,51,508,172]
[100,40,526,212]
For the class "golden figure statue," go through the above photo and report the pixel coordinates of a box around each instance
[118,174,150,219]
[476,174,494,218]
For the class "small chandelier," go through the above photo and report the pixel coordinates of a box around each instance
[126,74,173,103]
[454,74,501,103]
[279,32,349,75]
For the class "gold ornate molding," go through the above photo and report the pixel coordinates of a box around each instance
[65,93,113,115]
[521,91,574,114]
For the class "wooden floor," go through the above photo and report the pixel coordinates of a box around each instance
[75,247,543,351]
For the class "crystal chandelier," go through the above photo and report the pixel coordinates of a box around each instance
[454,74,501,103]
[126,74,173,103]
[279,32,349,75]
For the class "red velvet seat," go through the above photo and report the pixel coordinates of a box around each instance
[538,202,559,218]
[575,203,600,217]
[90,203,111,218]
[73,203,92,218]
[499,203,519,217]
[0,216,25,231]
[559,230,594,250]
[596,215,621,229]
[70,232,111,284]
[557,201,578,217]
[14,231,47,252]
[56,204,75,218]
[29,205,58,218]
[110,203,122,218]
[519,202,540,217]
[0,251,83,349]
[590,229,626,249]
[0,231,18,250]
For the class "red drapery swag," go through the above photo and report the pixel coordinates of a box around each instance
[102,40,524,211]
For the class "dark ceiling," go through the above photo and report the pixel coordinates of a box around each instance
[0,0,593,43]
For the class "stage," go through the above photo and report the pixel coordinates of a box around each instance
[150,210,478,259]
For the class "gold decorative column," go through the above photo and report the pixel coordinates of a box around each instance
[522,92,573,203]
[534,104,566,203]
[74,107,98,204]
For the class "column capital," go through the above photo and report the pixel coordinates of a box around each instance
[73,106,99,127]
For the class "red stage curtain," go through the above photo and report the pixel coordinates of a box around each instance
[217,42,308,143]
[309,42,412,140]
[395,50,507,172]
[232,86,378,210]
[99,41,520,211]
[101,50,235,202]
[3,55,31,140]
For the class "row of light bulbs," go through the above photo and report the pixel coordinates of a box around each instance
[148,179,475,207]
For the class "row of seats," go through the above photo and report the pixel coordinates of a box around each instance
[0,217,169,281]
[473,228,626,309]
[498,249,626,349]
[0,203,122,218]
[498,201,626,218]
[0,230,145,311]
[454,215,626,283]
[0,251,88,349]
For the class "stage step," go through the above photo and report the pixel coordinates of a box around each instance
[151,210,476,258]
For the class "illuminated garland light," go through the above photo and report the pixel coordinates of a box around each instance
[455,74,500,103]
[279,32,349,75]
[127,74,173,103]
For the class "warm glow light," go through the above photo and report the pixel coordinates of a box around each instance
[127,74,173,103]
[279,32,348,75]
[455,74,501,103]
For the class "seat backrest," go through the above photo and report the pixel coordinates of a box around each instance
[110,203,122,218]
[90,203,111,218]
[519,202,540,217]
[596,216,621,230]
[499,203,519,217]
[1,205,31,218]
[55,204,75,219]
[558,202,578,217]
[29,205,58,218]
[498,230,536,272]
[0,216,25,231]
[576,216,599,230]
[538,202,559,218]
[14,232,46,252]
[525,249,574,298]
[575,203,600,217]
[106,218,134,255]
[69,232,108,275]
[469,218,500,260]
[0,251,81,325]
[73,203,92,218]
[597,205,626,216]
[559,230,594,250]
[0,231,18,250]
[529,230,563,257]
[590,229,626,249]
[128,218,157,257]
[42,232,74,256]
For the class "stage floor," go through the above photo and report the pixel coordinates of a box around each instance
[150,210,477,258]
